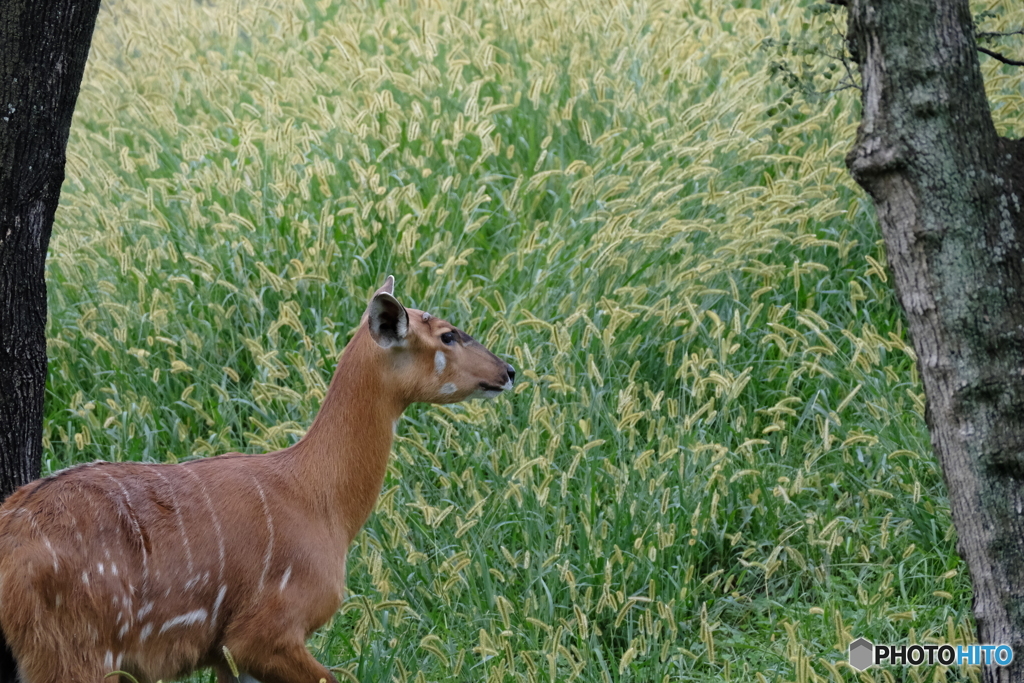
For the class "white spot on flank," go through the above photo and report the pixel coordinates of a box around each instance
[111,563,118,576]
[137,602,154,619]
[118,622,129,640]
[434,350,446,375]
[104,651,113,671]
[82,571,90,585]
[42,536,59,571]
[279,566,292,593]
[139,623,153,642]
[159,608,208,634]
[98,562,105,575]
[440,382,457,395]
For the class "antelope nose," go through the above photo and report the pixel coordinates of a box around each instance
[506,364,516,385]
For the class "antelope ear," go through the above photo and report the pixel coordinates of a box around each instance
[371,274,395,300]
[367,291,408,348]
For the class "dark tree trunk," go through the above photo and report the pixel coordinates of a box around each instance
[845,1,1024,679]
[0,0,101,506]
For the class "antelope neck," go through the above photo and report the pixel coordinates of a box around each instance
[291,328,404,541]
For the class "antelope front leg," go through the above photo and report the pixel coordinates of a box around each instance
[216,669,278,683]
[239,643,337,683]
[16,658,108,683]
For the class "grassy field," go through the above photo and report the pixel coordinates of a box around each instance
[47,0,1024,681]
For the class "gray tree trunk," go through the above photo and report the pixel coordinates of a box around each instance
[0,0,101,508]
[845,1,1024,679]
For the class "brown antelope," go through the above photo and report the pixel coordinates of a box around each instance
[0,276,514,683]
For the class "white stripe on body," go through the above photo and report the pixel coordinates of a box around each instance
[159,608,208,634]
[279,566,292,593]
[27,516,59,572]
[182,467,227,591]
[152,469,195,576]
[212,584,228,625]
[103,472,150,587]
[249,475,275,594]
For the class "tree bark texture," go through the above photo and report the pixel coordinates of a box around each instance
[0,0,101,503]
[845,1,1024,679]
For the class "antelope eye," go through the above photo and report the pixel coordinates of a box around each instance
[440,331,456,345]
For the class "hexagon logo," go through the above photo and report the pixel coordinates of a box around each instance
[849,638,874,671]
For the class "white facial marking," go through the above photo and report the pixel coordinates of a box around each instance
[279,566,292,593]
[440,382,457,395]
[434,350,446,375]
[502,378,514,391]
[139,623,153,642]
[160,608,208,634]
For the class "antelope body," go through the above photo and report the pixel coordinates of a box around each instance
[0,276,514,683]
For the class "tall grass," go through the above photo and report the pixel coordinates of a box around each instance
[48,0,1024,680]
